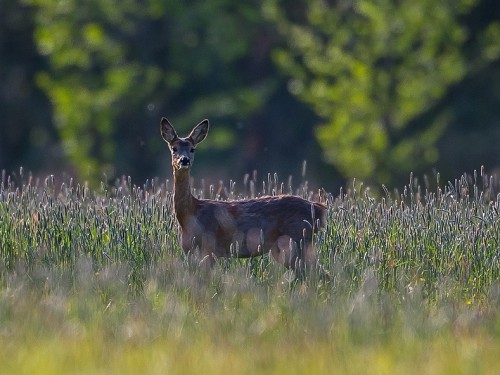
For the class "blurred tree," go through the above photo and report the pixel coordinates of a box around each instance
[437,0,500,177]
[264,0,500,184]
[28,0,312,184]
[29,0,165,181]
[0,0,55,172]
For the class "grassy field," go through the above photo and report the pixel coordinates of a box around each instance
[0,169,499,374]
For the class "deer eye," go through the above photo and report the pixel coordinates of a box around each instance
[172,147,178,152]
[190,148,195,153]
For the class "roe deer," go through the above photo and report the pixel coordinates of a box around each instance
[160,117,327,271]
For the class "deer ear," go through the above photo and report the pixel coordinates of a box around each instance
[189,119,209,145]
[160,117,178,143]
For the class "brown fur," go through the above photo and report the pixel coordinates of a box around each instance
[161,117,327,269]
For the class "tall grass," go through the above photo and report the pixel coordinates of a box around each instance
[0,171,178,291]
[0,168,499,374]
[322,171,500,304]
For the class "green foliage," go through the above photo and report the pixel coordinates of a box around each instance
[28,0,276,182]
[30,0,155,179]
[2,0,500,188]
[264,0,500,184]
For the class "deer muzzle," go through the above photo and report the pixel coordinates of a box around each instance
[179,156,191,168]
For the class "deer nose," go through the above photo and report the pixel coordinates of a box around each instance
[180,156,191,167]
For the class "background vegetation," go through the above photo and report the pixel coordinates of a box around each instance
[1,0,500,188]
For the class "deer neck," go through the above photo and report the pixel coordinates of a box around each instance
[173,168,196,226]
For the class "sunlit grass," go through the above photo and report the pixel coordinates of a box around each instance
[0,169,499,374]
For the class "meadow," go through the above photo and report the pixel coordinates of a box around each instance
[0,168,499,374]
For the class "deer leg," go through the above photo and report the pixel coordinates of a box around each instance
[271,234,321,279]
[271,235,299,270]
[198,232,217,268]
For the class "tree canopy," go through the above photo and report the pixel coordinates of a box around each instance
[1,0,499,187]
[264,0,500,183]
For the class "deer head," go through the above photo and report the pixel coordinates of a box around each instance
[160,117,209,171]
